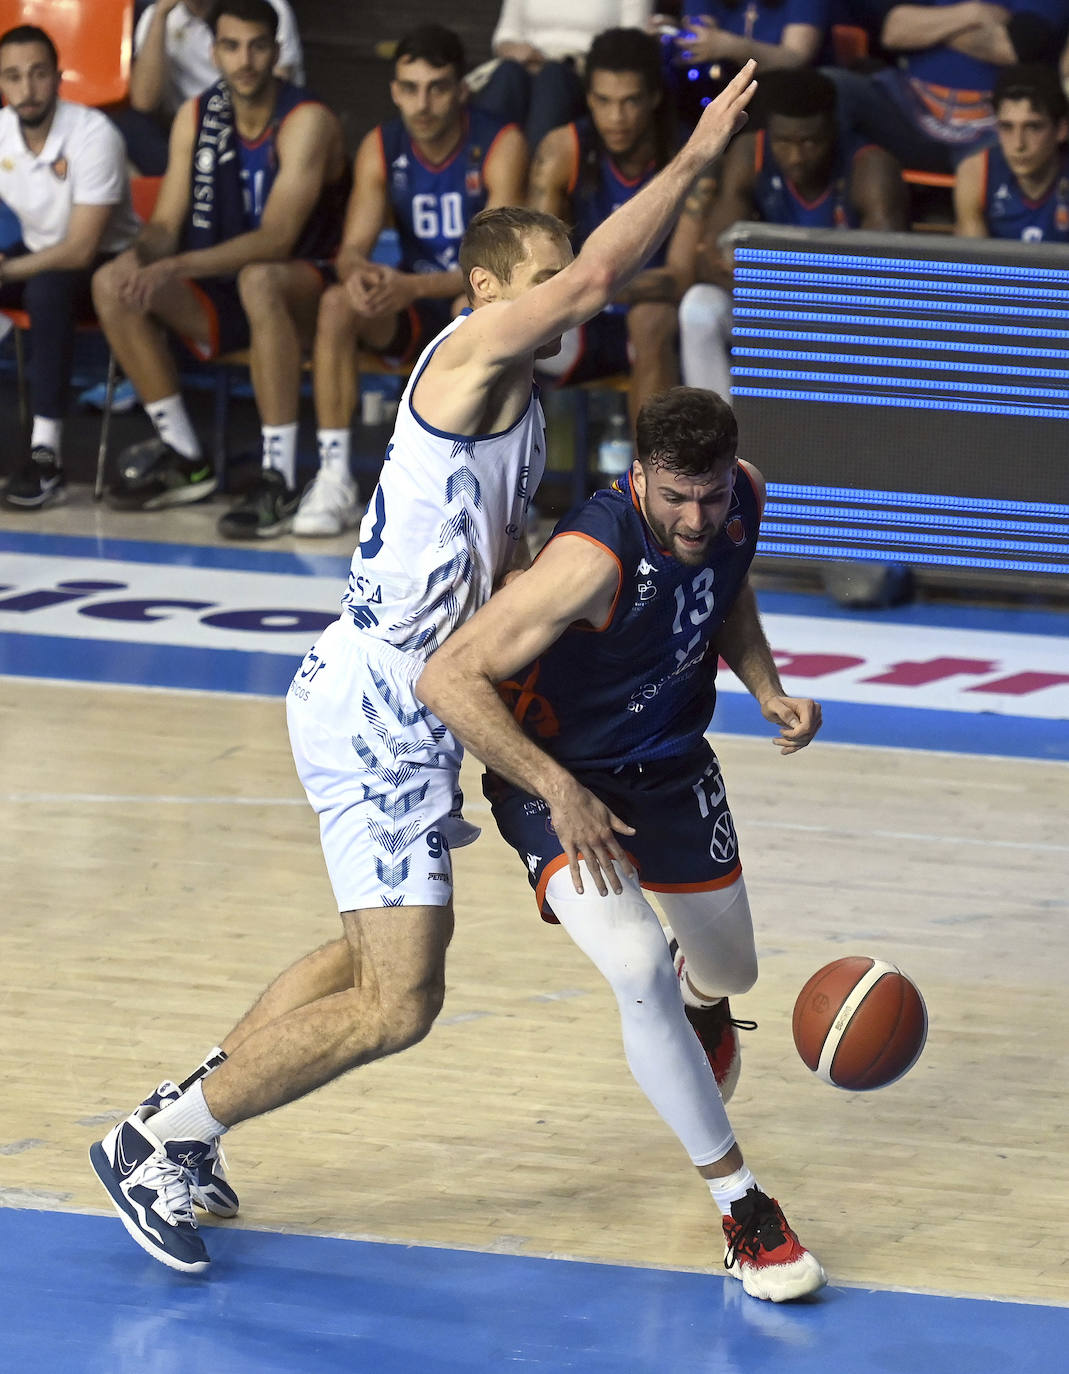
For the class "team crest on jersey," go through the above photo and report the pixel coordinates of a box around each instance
[1056,182,1069,233]
[466,167,483,196]
[725,516,746,546]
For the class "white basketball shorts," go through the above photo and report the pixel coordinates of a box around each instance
[286,618,479,912]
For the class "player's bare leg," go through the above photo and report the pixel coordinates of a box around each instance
[220,937,356,1053]
[312,284,398,429]
[204,902,453,1124]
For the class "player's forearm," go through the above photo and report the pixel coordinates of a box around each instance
[129,16,169,111]
[134,222,181,265]
[711,33,809,68]
[1,238,100,281]
[416,665,574,804]
[406,267,465,301]
[715,581,784,704]
[170,226,295,279]
[882,4,981,49]
[613,266,685,305]
[947,24,1015,62]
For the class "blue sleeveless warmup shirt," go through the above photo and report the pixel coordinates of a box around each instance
[379,107,514,275]
[235,81,348,258]
[982,143,1069,242]
[500,466,761,769]
[753,128,870,228]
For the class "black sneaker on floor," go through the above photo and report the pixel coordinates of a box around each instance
[2,446,66,509]
[107,438,216,511]
[217,468,300,539]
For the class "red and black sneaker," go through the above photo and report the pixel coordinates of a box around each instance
[668,937,755,1102]
[722,1187,827,1302]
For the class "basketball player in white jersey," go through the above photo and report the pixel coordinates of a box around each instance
[90,63,760,1276]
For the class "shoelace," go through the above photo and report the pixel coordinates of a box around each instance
[140,1156,198,1228]
[724,1200,787,1269]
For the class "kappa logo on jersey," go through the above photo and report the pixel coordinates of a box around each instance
[636,558,656,576]
[526,853,541,874]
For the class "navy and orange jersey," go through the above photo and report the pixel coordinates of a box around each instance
[753,128,872,229]
[982,143,1069,243]
[233,81,350,259]
[499,466,762,771]
[567,119,668,292]
[378,107,515,275]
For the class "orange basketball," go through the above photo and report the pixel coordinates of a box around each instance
[792,956,927,1090]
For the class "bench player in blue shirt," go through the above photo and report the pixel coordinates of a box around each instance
[295,24,528,538]
[679,69,906,396]
[529,28,713,427]
[954,63,1069,240]
[417,385,827,1303]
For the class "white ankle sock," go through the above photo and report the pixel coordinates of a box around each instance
[708,1165,758,1216]
[145,394,201,459]
[263,423,298,487]
[150,1079,227,1143]
[30,416,62,457]
[317,428,351,481]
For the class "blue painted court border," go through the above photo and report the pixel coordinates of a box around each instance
[2,528,1068,637]
[0,1208,1065,1374]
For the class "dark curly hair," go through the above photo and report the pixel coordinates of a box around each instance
[635,387,738,475]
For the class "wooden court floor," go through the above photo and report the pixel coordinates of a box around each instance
[1,676,1067,1305]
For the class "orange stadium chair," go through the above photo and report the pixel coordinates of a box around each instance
[0,0,134,108]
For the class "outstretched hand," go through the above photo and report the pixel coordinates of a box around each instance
[691,58,758,161]
[760,694,823,754]
[547,776,635,897]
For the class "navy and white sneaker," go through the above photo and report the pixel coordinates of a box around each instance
[141,1080,239,1217]
[2,447,66,509]
[89,1108,211,1274]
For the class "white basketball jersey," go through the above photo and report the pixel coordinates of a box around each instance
[341,314,546,656]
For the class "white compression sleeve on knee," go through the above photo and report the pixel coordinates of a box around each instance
[657,876,758,1001]
[679,283,733,397]
[545,866,735,1167]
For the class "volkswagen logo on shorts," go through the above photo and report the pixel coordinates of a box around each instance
[710,812,737,862]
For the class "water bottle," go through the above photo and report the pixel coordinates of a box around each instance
[597,406,633,478]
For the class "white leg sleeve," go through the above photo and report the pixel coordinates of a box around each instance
[656,876,759,1000]
[546,866,736,1166]
[679,283,733,398]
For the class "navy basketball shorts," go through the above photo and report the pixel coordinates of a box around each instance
[483,740,742,923]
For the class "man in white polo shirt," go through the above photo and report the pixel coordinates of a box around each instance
[118,0,304,175]
[0,24,139,510]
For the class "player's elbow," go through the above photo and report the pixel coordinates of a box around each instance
[570,258,617,317]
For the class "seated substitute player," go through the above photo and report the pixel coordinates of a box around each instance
[299,25,528,539]
[0,24,139,510]
[827,0,1069,175]
[528,27,711,426]
[416,386,826,1303]
[955,64,1069,240]
[93,0,349,529]
[679,69,906,398]
[88,66,762,1279]
[119,0,304,176]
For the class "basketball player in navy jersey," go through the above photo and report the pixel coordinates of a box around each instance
[296,25,528,538]
[92,0,349,530]
[955,64,1069,241]
[90,66,761,1278]
[417,386,826,1302]
[529,28,710,426]
[680,68,906,396]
